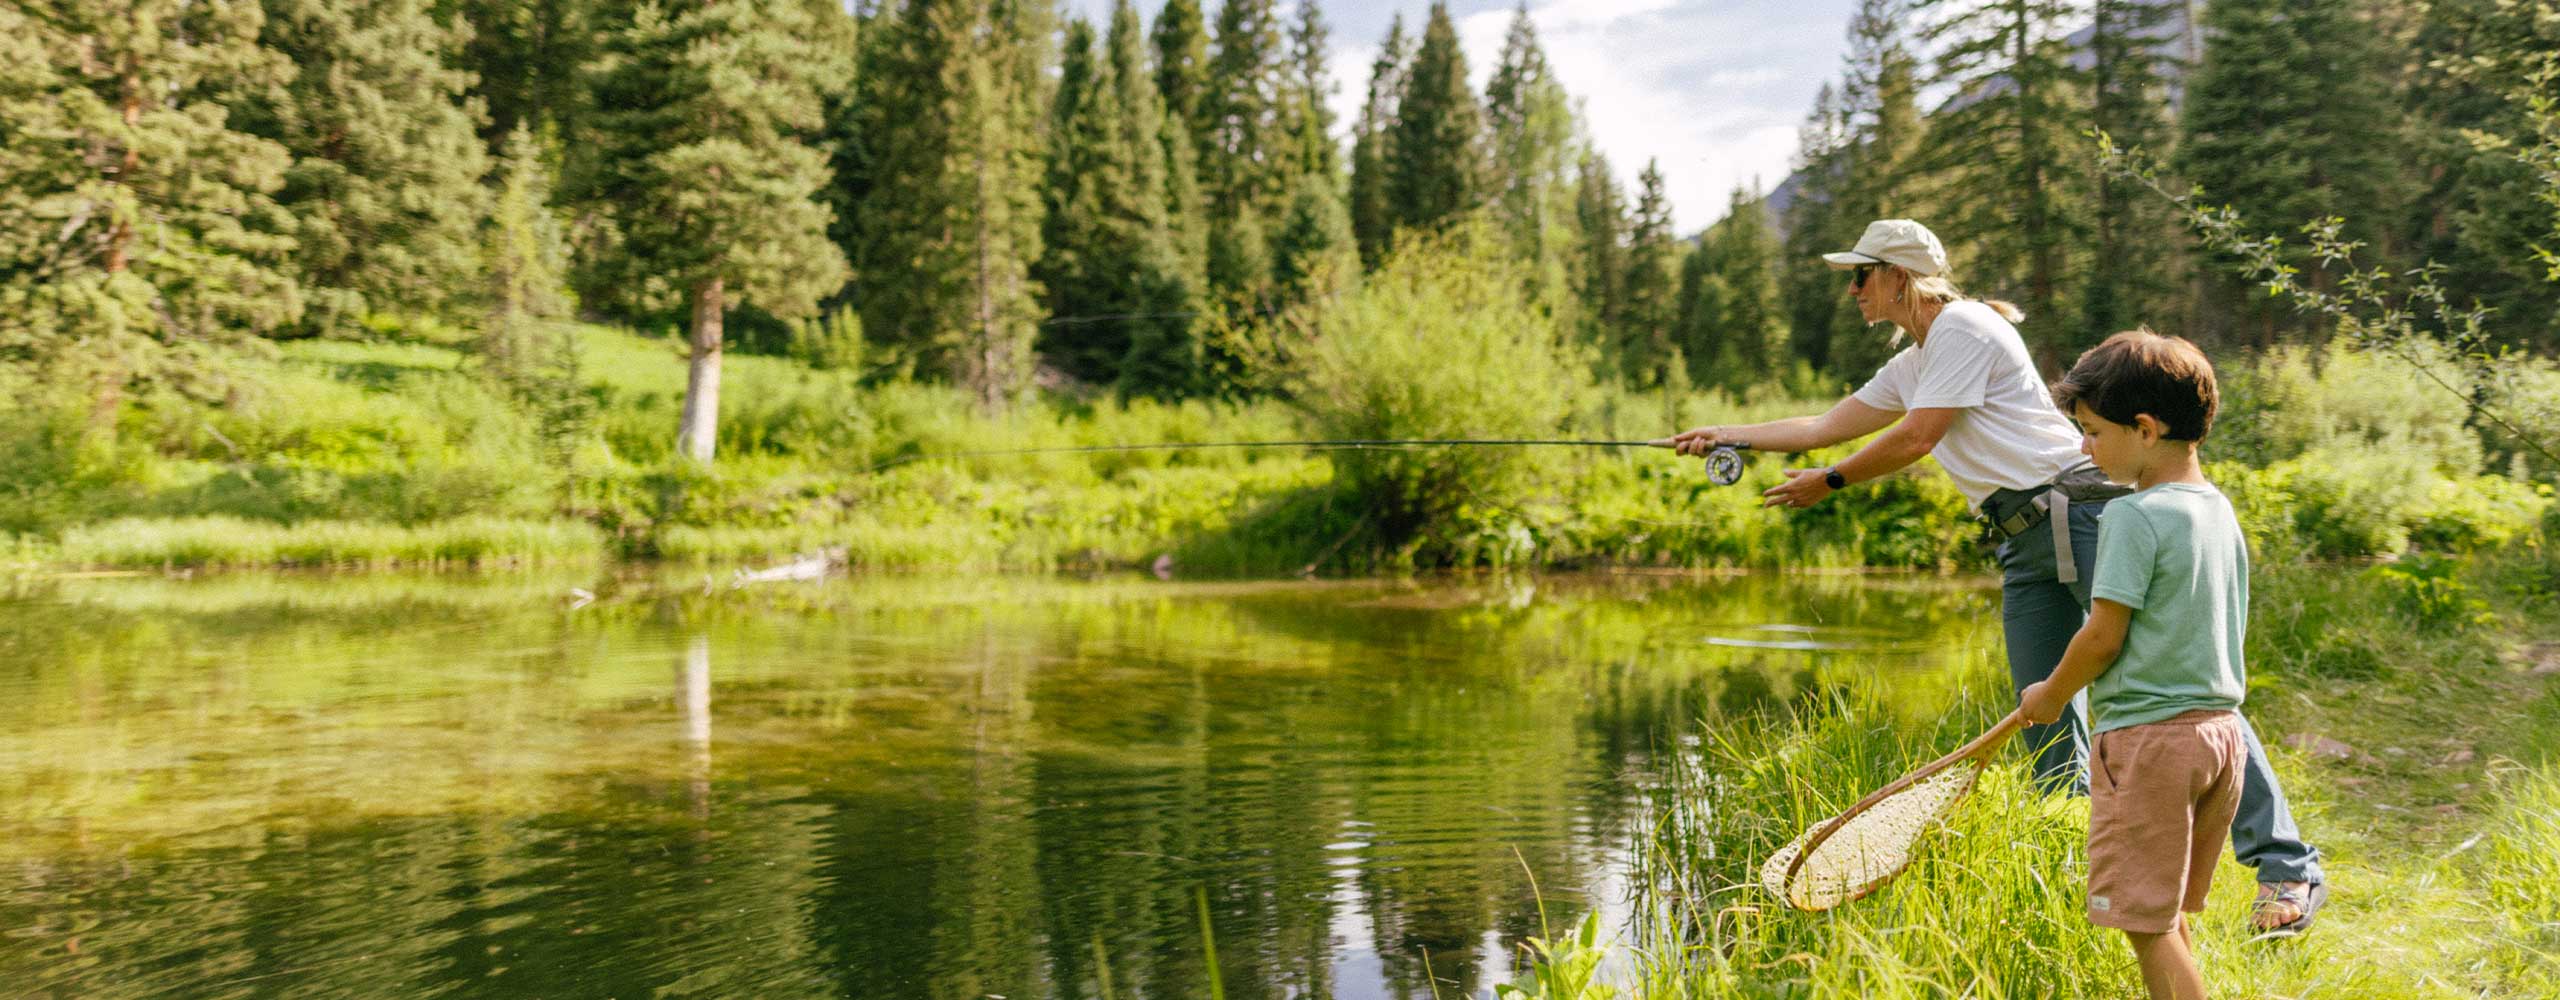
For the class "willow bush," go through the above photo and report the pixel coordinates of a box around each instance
[1285,224,1596,558]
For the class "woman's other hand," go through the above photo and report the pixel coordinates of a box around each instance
[1655,426,1729,457]
[1761,467,1835,509]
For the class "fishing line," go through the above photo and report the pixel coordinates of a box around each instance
[872,439,1757,485]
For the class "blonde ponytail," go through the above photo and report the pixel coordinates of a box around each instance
[1906,270,2025,323]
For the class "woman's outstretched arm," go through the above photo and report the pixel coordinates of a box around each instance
[1656,396,1899,455]
[1758,406,1957,507]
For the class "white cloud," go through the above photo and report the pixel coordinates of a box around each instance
[1451,0,1852,232]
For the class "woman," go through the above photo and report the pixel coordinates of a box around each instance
[1660,219,2326,936]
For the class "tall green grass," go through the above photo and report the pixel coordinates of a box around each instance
[52,516,604,569]
[1493,542,2560,1000]
[2476,763,2560,992]
[1597,690,2560,999]
[1628,690,2135,998]
[3,304,2548,573]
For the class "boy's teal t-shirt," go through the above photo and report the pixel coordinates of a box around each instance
[2086,482,2249,734]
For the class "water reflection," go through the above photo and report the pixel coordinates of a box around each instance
[681,634,711,820]
[0,571,2003,999]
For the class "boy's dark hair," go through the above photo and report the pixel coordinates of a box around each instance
[2052,328,2219,441]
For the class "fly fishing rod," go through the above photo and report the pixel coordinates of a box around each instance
[875,439,1757,485]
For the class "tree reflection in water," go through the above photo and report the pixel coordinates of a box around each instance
[0,571,2000,999]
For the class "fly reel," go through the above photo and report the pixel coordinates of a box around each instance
[1704,445,1748,486]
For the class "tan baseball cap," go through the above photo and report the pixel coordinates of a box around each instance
[1821,219,1949,277]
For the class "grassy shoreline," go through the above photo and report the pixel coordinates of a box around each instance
[13,323,2543,577]
[1504,548,2560,999]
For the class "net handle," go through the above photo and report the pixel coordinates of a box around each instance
[1779,708,2028,898]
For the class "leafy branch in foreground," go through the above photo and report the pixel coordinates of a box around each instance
[2093,130,2560,471]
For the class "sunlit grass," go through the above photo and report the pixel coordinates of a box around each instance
[54,516,606,569]
[1498,545,2560,1000]
[1605,690,2560,999]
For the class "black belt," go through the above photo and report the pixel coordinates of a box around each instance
[1980,468,2132,583]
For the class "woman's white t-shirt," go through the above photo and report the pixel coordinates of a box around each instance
[1849,300,2093,510]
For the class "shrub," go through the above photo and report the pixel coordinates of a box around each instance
[2365,554,2494,633]
[2409,473,2551,552]
[2218,339,2484,475]
[1284,226,1595,557]
[2477,352,2560,482]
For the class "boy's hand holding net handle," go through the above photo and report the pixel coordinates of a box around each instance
[1763,708,2028,911]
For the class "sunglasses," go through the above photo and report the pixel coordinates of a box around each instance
[1850,263,1879,291]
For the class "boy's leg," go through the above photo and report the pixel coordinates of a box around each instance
[2126,921,2208,1000]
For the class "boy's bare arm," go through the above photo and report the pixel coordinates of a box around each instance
[2019,599,2133,724]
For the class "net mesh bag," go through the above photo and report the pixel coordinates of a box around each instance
[1758,764,1983,910]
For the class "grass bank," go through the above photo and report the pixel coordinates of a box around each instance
[5,320,1995,573]
[1496,543,2560,998]
[2,307,2548,574]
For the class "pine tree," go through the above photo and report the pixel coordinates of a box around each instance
[1151,0,1212,171]
[1269,170,1358,307]
[1264,1,1353,314]
[1206,199,1275,309]
[1767,7,1924,382]
[1912,0,2090,362]
[2178,0,2407,346]
[1779,82,1863,376]
[852,0,1050,408]
[1622,161,1681,386]
[232,0,491,335]
[1204,0,1289,218]
[1281,0,1338,181]
[1841,0,1924,226]
[1348,14,1408,270]
[1106,0,1210,394]
[572,0,855,460]
[483,124,574,370]
[1388,2,1486,235]
[2081,0,2182,342]
[1829,1,1927,376]
[1572,150,1629,364]
[448,0,596,149]
[1674,236,1726,385]
[1138,0,1210,294]
[1041,8,1199,392]
[2402,0,2560,352]
[0,0,299,419]
[481,124,588,478]
[1040,14,1105,342]
[1684,185,1787,385]
[818,4,877,309]
[1484,3,1579,308]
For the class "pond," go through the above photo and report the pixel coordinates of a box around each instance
[0,570,2006,999]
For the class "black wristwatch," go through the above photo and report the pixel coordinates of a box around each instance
[1823,467,1847,490]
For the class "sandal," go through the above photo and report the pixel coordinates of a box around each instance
[2248,881,2327,940]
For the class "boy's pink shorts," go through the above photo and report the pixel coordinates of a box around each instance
[2086,709,2247,934]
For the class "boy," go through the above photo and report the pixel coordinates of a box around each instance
[2019,329,2251,1000]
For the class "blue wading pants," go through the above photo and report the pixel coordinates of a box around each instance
[1997,497,2326,885]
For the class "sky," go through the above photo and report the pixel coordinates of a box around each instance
[1063,0,1869,233]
